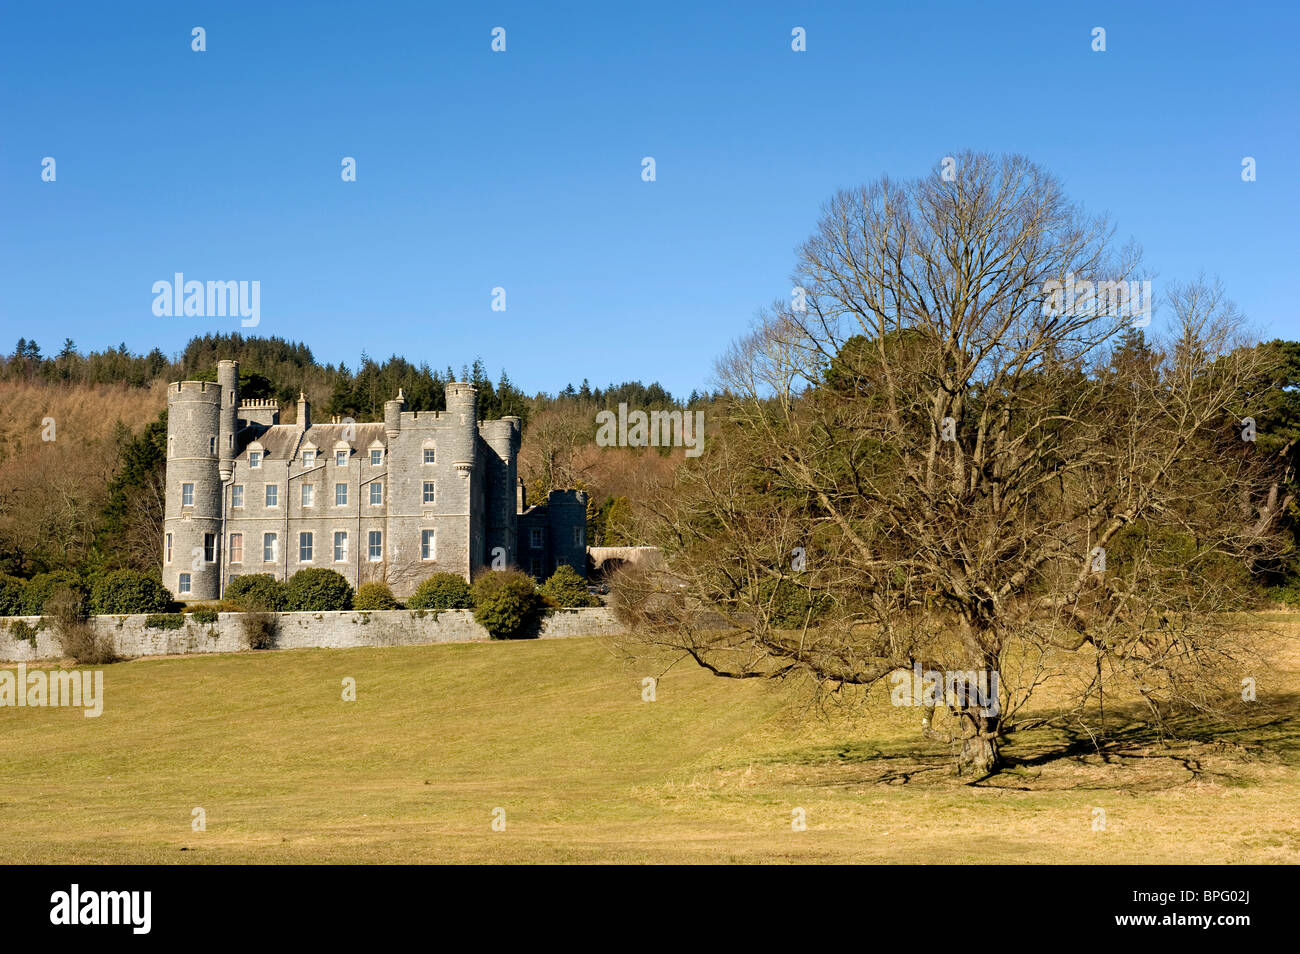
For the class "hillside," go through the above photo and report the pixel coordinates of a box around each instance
[0,381,167,573]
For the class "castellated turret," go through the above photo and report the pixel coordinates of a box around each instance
[217,359,240,480]
[384,388,406,439]
[444,382,478,477]
[163,379,224,601]
[480,415,522,567]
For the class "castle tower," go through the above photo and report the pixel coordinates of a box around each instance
[384,388,405,439]
[480,416,521,567]
[164,379,224,601]
[547,489,589,577]
[217,359,239,480]
[443,382,478,468]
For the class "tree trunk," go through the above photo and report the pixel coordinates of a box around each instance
[956,712,1002,777]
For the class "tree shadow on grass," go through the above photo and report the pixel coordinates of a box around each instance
[759,693,1300,792]
[979,693,1300,791]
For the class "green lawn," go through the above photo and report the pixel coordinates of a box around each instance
[2,630,1298,863]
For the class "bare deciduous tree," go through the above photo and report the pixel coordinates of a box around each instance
[616,153,1289,776]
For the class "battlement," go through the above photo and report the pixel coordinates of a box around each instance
[169,380,222,401]
[547,488,589,506]
[400,409,450,426]
[239,398,279,409]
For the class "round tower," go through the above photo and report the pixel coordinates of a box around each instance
[164,380,223,601]
[217,359,239,480]
[480,417,521,565]
[444,382,478,474]
[384,388,406,440]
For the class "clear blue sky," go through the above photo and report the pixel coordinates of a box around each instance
[1,0,1296,397]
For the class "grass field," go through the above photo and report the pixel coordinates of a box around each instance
[2,620,1298,864]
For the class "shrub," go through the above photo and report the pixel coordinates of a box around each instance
[470,569,541,639]
[90,569,172,615]
[187,605,221,624]
[225,574,289,611]
[241,609,277,650]
[48,586,117,665]
[353,581,399,610]
[408,573,473,610]
[22,572,84,616]
[539,565,599,607]
[144,613,186,630]
[9,619,40,644]
[0,575,26,616]
[285,568,354,611]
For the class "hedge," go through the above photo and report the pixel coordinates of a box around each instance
[470,569,541,638]
[407,573,473,610]
[354,581,399,610]
[539,565,599,607]
[284,568,354,612]
[225,574,289,611]
[90,569,172,615]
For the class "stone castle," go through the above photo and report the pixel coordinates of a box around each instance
[162,360,587,601]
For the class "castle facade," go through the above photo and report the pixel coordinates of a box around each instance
[162,360,587,601]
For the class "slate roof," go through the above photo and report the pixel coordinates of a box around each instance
[239,422,389,460]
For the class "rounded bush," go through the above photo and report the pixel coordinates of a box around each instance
[225,574,289,611]
[539,564,599,607]
[408,573,473,610]
[353,581,399,610]
[470,569,541,638]
[0,575,26,616]
[22,572,84,616]
[285,568,354,612]
[90,569,172,615]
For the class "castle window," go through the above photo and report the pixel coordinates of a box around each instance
[421,530,436,561]
[530,528,544,549]
[165,533,173,564]
[204,533,216,563]
[573,527,583,548]
[370,482,383,506]
[302,450,316,466]
[209,436,216,455]
[228,434,234,449]
[263,533,278,562]
[249,451,262,468]
[368,530,383,561]
[333,531,348,562]
[265,484,279,508]
[231,485,244,508]
[299,532,313,563]
[178,573,191,595]
[229,533,243,564]
[423,482,435,504]
[335,483,348,506]
[182,483,195,508]
[335,450,348,467]
[530,559,543,577]
[302,484,315,507]
[168,436,175,458]
[423,447,436,465]
[370,449,383,466]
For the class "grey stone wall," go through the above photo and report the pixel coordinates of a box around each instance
[0,607,625,662]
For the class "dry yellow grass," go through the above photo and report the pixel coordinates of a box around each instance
[0,616,1296,864]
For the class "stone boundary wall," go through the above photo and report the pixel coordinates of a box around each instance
[0,607,626,663]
